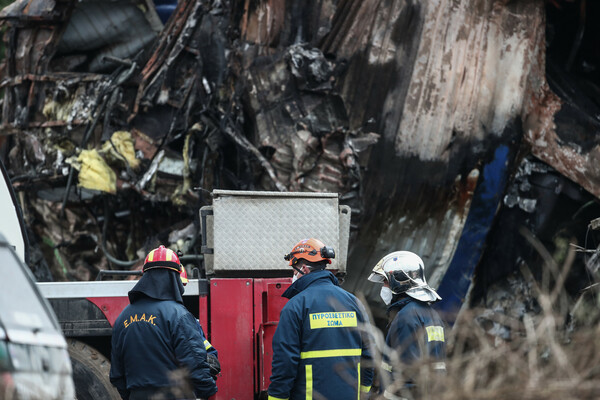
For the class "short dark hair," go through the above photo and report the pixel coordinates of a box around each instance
[298,259,328,270]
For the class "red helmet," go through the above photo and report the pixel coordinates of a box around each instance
[284,238,334,266]
[180,267,189,285]
[143,245,182,273]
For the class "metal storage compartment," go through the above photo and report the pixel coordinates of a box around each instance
[200,190,351,274]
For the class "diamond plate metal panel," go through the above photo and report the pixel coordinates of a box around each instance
[201,191,349,272]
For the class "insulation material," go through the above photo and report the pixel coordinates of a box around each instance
[102,131,141,170]
[73,149,116,194]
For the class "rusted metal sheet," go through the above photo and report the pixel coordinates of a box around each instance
[323,1,547,309]
[524,85,600,200]
[0,0,61,19]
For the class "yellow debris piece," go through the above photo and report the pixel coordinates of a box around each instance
[42,86,90,123]
[76,149,116,194]
[43,99,71,121]
[102,131,140,169]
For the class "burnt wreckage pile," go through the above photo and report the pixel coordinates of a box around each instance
[2,0,600,336]
[0,0,378,282]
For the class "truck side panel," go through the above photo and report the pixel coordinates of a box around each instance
[211,279,255,399]
[253,279,290,392]
[49,298,113,337]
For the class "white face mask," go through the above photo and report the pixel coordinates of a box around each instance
[292,265,308,283]
[380,286,393,305]
[292,269,305,283]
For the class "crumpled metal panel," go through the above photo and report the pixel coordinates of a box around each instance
[202,190,349,273]
[55,0,157,72]
[0,0,58,19]
[321,1,548,310]
[524,86,600,200]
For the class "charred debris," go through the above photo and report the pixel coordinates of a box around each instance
[1,0,600,333]
[0,0,378,281]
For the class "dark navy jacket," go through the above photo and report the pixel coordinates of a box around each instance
[198,324,218,358]
[268,270,374,400]
[110,269,217,399]
[383,297,446,381]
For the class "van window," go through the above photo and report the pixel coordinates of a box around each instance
[0,246,56,334]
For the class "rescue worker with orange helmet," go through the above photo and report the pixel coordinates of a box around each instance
[268,238,374,400]
[368,251,446,399]
[110,245,217,400]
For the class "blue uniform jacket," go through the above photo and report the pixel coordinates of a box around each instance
[268,270,374,400]
[383,297,446,380]
[198,324,218,358]
[110,269,217,399]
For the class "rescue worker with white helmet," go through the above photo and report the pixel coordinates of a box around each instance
[368,251,446,399]
[110,245,217,399]
[268,238,374,400]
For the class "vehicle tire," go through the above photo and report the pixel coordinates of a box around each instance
[68,339,121,400]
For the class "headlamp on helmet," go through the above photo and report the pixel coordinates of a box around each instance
[284,238,334,273]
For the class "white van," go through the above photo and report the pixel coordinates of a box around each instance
[0,235,76,399]
[0,159,75,399]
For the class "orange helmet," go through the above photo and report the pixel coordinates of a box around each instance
[284,238,335,266]
[143,245,182,273]
[180,267,189,285]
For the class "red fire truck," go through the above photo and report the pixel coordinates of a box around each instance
[36,190,351,400]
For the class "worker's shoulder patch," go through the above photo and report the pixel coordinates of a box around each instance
[425,325,444,342]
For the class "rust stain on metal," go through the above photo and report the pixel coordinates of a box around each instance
[522,79,600,199]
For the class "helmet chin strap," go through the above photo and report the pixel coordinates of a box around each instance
[291,264,305,275]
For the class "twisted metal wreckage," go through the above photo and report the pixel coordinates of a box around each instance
[2,0,600,331]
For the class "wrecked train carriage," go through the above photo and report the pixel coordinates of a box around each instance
[236,0,600,329]
[2,0,600,337]
[468,0,600,337]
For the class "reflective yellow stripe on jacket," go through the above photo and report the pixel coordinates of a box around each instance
[357,362,361,400]
[305,364,313,400]
[300,348,362,359]
[356,363,371,397]
[300,349,364,400]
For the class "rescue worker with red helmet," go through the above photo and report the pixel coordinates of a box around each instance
[268,238,374,400]
[368,251,446,399]
[110,245,217,400]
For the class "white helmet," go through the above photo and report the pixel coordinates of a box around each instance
[368,251,441,302]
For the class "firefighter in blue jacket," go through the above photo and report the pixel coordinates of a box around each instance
[268,238,374,400]
[368,251,446,399]
[110,245,217,400]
